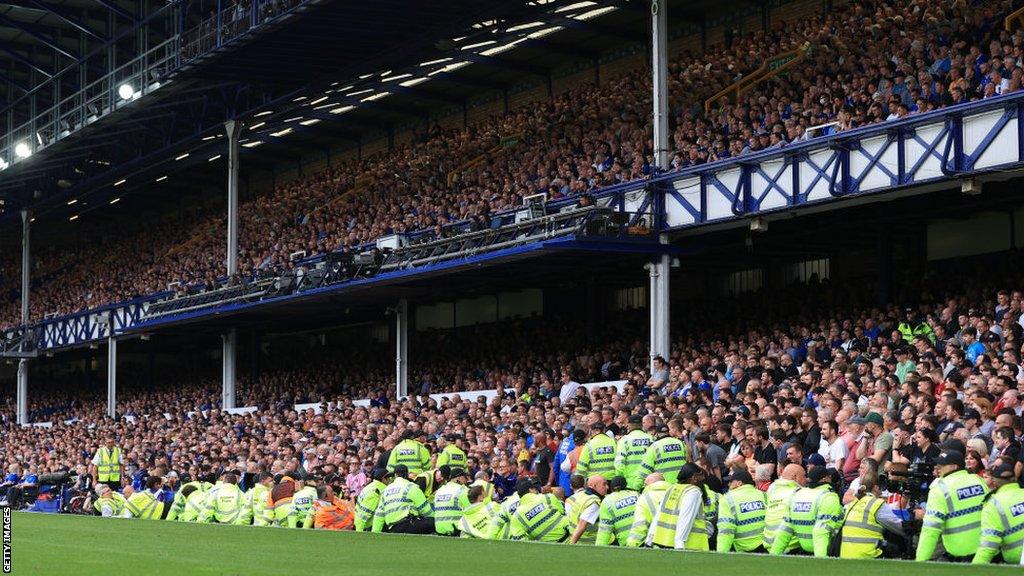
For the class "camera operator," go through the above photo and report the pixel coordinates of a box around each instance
[838,471,905,559]
[974,463,1024,564]
[915,450,988,562]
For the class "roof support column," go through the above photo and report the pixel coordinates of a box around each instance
[107,336,117,419]
[651,0,671,366]
[395,299,408,399]
[17,209,30,425]
[222,119,241,410]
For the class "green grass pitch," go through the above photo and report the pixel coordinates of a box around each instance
[8,512,1017,575]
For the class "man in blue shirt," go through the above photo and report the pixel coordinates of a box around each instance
[962,327,986,365]
[554,429,585,496]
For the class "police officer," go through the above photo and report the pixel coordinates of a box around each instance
[435,434,467,470]
[596,476,638,546]
[974,462,1024,564]
[643,463,709,551]
[459,485,500,539]
[509,477,571,543]
[567,475,607,544]
[897,307,935,344]
[717,469,767,553]
[489,482,521,539]
[372,464,434,534]
[355,468,390,532]
[90,434,123,491]
[293,479,318,528]
[200,473,249,525]
[838,471,905,559]
[126,476,167,520]
[626,473,671,547]
[92,484,129,518]
[576,423,617,480]
[640,419,689,484]
[916,449,988,562]
[615,416,653,491]
[763,463,804,551]
[433,467,470,536]
[770,466,842,557]
[387,430,431,475]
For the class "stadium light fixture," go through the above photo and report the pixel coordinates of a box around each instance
[253,110,273,117]
[283,116,303,123]
[249,121,266,130]
[507,21,545,32]
[67,199,77,206]
[361,92,391,102]
[299,119,320,126]
[113,179,126,186]
[292,96,307,102]
[14,142,31,158]
[555,1,597,13]
[174,153,189,161]
[118,83,135,100]
[208,154,222,162]
[428,61,470,76]
[110,197,120,205]
[242,141,264,148]
[575,6,617,20]
[270,128,292,137]
[399,78,429,88]
[462,40,497,50]
[69,215,79,221]
[382,73,413,82]
[155,176,168,182]
[419,57,452,67]
[308,96,330,106]
[330,105,355,114]
[527,26,563,39]
[481,38,528,56]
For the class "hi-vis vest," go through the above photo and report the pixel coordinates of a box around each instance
[577,434,617,480]
[460,501,500,539]
[626,480,671,547]
[96,446,121,482]
[126,490,163,520]
[649,484,709,550]
[762,478,800,550]
[566,491,600,542]
[839,495,885,559]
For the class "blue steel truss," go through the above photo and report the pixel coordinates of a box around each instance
[10,92,1024,352]
[656,92,1024,230]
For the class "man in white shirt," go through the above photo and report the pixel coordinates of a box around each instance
[645,463,706,550]
[558,370,581,405]
[817,419,848,472]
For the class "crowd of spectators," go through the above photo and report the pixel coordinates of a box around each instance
[2,0,1021,331]
[3,262,1024,518]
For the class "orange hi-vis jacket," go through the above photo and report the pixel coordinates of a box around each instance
[313,497,356,530]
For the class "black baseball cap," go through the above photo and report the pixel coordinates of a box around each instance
[934,450,965,467]
[808,466,829,485]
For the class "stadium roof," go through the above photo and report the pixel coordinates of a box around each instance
[0,0,740,236]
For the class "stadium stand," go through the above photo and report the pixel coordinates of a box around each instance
[4,0,1024,567]
[1,0,1019,328]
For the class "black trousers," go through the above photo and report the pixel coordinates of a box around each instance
[386,516,435,534]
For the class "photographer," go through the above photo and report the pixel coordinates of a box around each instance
[838,471,905,559]
[915,450,988,562]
